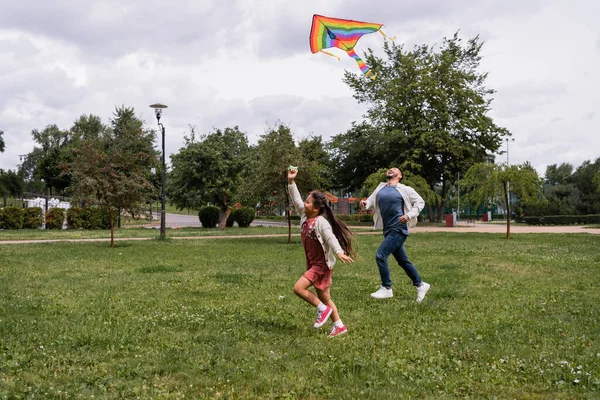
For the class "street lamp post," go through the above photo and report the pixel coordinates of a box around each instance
[149,103,168,239]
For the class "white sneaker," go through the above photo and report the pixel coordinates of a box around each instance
[371,286,393,299]
[416,282,430,303]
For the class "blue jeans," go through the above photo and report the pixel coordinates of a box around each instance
[376,231,422,288]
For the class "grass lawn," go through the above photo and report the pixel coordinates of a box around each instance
[1,233,599,399]
[0,226,296,241]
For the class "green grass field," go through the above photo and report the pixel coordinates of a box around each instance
[1,233,599,399]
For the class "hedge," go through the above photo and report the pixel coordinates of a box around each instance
[23,207,44,229]
[66,207,85,229]
[0,206,24,229]
[45,208,65,230]
[522,214,600,226]
[81,207,111,230]
[199,206,220,228]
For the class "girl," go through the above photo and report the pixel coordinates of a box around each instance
[287,167,355,337]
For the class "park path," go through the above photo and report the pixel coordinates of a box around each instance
[1,223,598,245]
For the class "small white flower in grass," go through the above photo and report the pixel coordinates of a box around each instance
[279,296,285,300]
[574,379,580,384]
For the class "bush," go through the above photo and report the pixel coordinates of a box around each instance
[0,206,24,229]
[522,214,600,226]
[226,208,237,227]
[66,207,85,229]
[82,207,111,230]
[336,214,374,224]
[199,206,220,228]
[236,207,256,228]
[45,208,65,230]
[23,207,44,229]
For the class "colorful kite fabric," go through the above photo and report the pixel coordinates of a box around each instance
[309,14,394,79]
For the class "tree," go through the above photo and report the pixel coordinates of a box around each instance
[538,162,577,215]
[461,163,544,238]
[338,32,509,221]
[298,135,334,190]
[571,158,600,214]
[67,106,157,247]
[167,126,250,229]
[0,130,4,153]
[0,170,24,198]
[237,124,322,242]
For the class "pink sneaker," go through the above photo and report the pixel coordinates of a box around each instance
[329,325,348,337]
[313,306,332,328]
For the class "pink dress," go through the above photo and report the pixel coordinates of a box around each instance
[301,216,332,290]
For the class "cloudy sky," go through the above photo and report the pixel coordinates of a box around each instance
[0,0,598,176]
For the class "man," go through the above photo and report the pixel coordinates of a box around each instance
[360,168,431,302]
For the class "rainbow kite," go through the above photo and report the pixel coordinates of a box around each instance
[309,14,394,79]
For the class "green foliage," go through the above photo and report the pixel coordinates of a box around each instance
[66,207,85,229]
[168,126,250,211]
[572,158,600,214]
[338,33,509,221]
[0,206,24,229]
[0,169,24,198]
[67,107,157,244]
[199,206,220,228]
[45,208,65,230]
[237,124,323,211]
[81,207,110,230]
[235,206,256,228]
[522,214,600,225]
[0,129,4,153]
[23,207,43,229]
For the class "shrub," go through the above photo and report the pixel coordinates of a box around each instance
[0,206,24,229]
[522,214,600,226]
[66,207,84,229]
[236,207,256,228]
[45,208,65,230]
[199,206,220,228]
[82,207,111,230]
[226,208,237,227]
[23,207,44,229]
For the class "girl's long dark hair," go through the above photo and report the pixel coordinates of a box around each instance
[309,191,356,258]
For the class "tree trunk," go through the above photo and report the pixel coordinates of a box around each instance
[218,205,231,230]
[504,181,510,239]
[427,203,435,222]
[110,207,115,248]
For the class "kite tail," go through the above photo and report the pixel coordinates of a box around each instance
[346,49,376,79]
[379,30,396,41]
[319,49,341,61]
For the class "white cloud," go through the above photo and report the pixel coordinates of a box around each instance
[0,0,598,179]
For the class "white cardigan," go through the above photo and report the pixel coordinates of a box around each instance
[288,183,344,270]
[365,182,425,231]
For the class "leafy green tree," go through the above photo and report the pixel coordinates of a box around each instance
[0,169,24,198]
[0,130,5,153]
[571,158,600,214]
[67,107,157,247]
[338,32,509,221]
[298,135,334,190]
[237,124,323,242]
[461,163,544,238]
[168,126,250,229]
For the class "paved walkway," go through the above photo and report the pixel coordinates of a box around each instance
[1,223,598,245]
